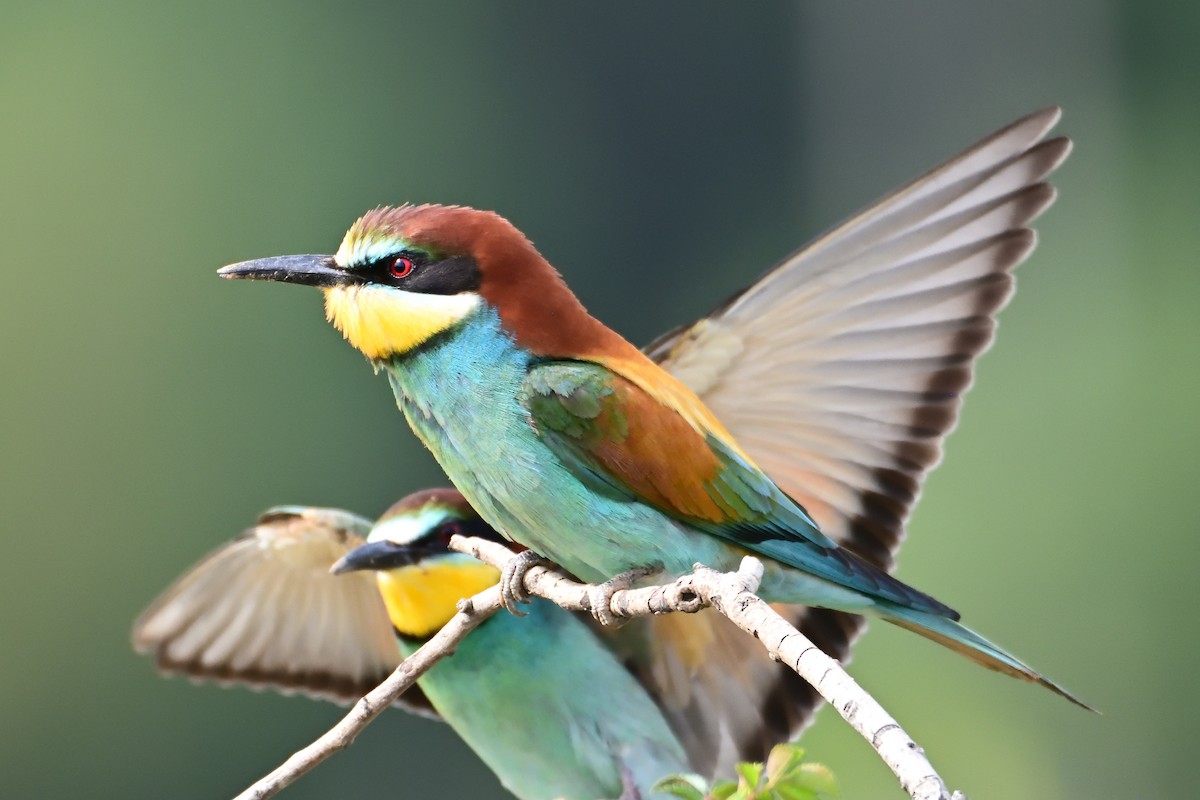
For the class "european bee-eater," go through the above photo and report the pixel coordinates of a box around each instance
[134,490,692,800]
[218,108,1088,707]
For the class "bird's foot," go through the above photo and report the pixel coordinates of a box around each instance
[588,565,661,627]
[499,550,552,616]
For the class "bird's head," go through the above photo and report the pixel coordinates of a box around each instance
[329,488,501,639]
[219,204,623,362]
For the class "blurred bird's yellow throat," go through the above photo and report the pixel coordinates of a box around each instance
[375,560,500,638]
[324,285,482,360]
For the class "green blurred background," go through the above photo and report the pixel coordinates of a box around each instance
[2,1,1195,798]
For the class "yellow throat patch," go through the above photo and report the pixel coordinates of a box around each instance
[324,284,481,360]
[375,560,500,638]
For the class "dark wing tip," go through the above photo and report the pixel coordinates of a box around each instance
[146,653,440,718]
[735,606,866,760]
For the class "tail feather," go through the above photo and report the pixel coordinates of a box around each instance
[878,603,1097,712]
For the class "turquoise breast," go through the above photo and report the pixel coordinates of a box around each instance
[384,307,734,583]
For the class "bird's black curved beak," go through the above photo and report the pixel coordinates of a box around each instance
[330,539,417,575]
[218,254,357,288]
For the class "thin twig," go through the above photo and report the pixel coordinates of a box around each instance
[234,536,964,800]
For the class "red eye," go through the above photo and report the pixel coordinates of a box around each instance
[439,522,460,544]
[390,256,415,279]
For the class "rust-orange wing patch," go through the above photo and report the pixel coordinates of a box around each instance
[522,359,771,526]
[520,358,843,555]
[521,358,958,613]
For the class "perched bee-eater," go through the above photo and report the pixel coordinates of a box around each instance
[219,108,1089,707]
[134,490,693,800]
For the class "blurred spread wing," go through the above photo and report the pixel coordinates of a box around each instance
[132,506,437,717]
[627,108,1071,773]
[606,607,831,776]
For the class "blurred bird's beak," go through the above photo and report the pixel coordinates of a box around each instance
[219,254,356,288]
[330,539,414,575]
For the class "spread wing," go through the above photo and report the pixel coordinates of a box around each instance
[132,506,437,717]
[621,108,1070,774]
[647,106,1069,565]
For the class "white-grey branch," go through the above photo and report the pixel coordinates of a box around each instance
[234,536,965,800]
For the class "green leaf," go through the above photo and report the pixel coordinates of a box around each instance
[772,785,817,800]
[736,761,764,789]
[764,743,808,788]
[650,774,708,800]
[795,763,839,799]
[709,780,738,799]
[654,745,837,800]
[760,744,839,800]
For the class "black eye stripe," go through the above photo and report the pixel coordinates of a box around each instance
[365,253,481,295]
[410,516,504,556]
[434,515,500,544]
